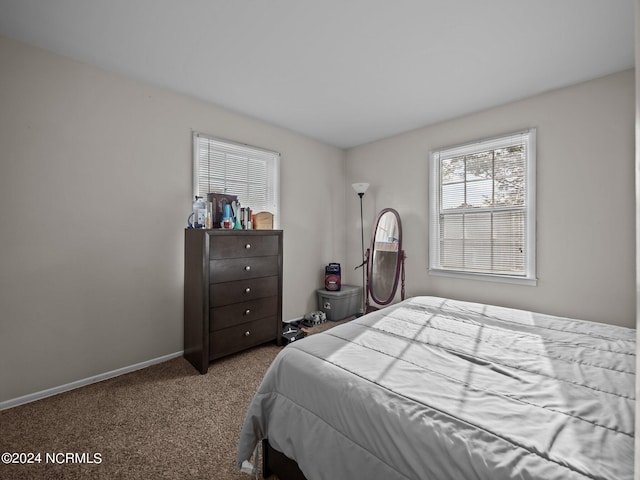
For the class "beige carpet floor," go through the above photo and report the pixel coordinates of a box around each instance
[0,318,352,480]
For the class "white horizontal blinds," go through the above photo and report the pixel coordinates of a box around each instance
[194,133,280,224]
[431,130,533,278]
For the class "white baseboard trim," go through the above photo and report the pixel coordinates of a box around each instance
[0,351,184,411]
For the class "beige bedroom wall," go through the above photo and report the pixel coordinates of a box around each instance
[0,35,346,403]
[346,69,635,328]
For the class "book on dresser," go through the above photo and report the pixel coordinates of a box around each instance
[184,229,283,374]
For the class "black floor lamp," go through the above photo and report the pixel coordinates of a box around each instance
[352,182,370,315]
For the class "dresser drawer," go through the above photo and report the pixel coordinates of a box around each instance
[210,256,278,283]
[209,317,276,358]
[210,296,278,331]
[209,234,279,259]
[209,276,278,307]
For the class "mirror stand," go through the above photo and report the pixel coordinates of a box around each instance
[364,208,406,313]
[365,248,405,313]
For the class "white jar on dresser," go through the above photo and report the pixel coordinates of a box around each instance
[184,229,283,374]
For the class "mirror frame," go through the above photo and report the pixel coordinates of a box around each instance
[366,208,405,311]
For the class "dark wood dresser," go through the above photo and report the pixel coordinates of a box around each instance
[184,229,283,373]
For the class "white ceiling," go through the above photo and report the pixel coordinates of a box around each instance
[0,0,634,148]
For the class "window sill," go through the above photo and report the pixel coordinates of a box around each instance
[429,268,537,286]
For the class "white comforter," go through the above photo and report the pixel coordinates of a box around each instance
[237,296,635,480]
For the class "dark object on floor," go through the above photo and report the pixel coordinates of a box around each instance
[282,325,306,344]
[286,318,313,329]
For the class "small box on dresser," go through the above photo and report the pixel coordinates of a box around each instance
[184,229,283,374]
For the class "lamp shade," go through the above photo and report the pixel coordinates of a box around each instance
[352,183,370,195]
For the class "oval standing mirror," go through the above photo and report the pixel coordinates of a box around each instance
[366,208,405,311]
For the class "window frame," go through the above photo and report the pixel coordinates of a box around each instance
[192,132,280,228]
[428,128,537,285]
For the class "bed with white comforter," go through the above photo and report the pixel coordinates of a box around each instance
[237,296,635,480]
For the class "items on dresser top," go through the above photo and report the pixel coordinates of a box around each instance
[188,193,273,231]
[184,229,283,374]
[253,211,274,230]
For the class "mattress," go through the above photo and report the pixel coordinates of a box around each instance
[237,296,635,480]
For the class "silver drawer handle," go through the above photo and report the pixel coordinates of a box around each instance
[244,331,250,337]
[245,243,251,249]
[244,265,251,271]
[244,309,251,315]
[245,287,251,294]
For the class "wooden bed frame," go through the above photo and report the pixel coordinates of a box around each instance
[262,439,307,480]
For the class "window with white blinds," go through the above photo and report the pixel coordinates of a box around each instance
[429,129,536,285]
[193,132,280,227]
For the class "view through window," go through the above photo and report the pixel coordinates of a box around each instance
[429,129,536,284]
